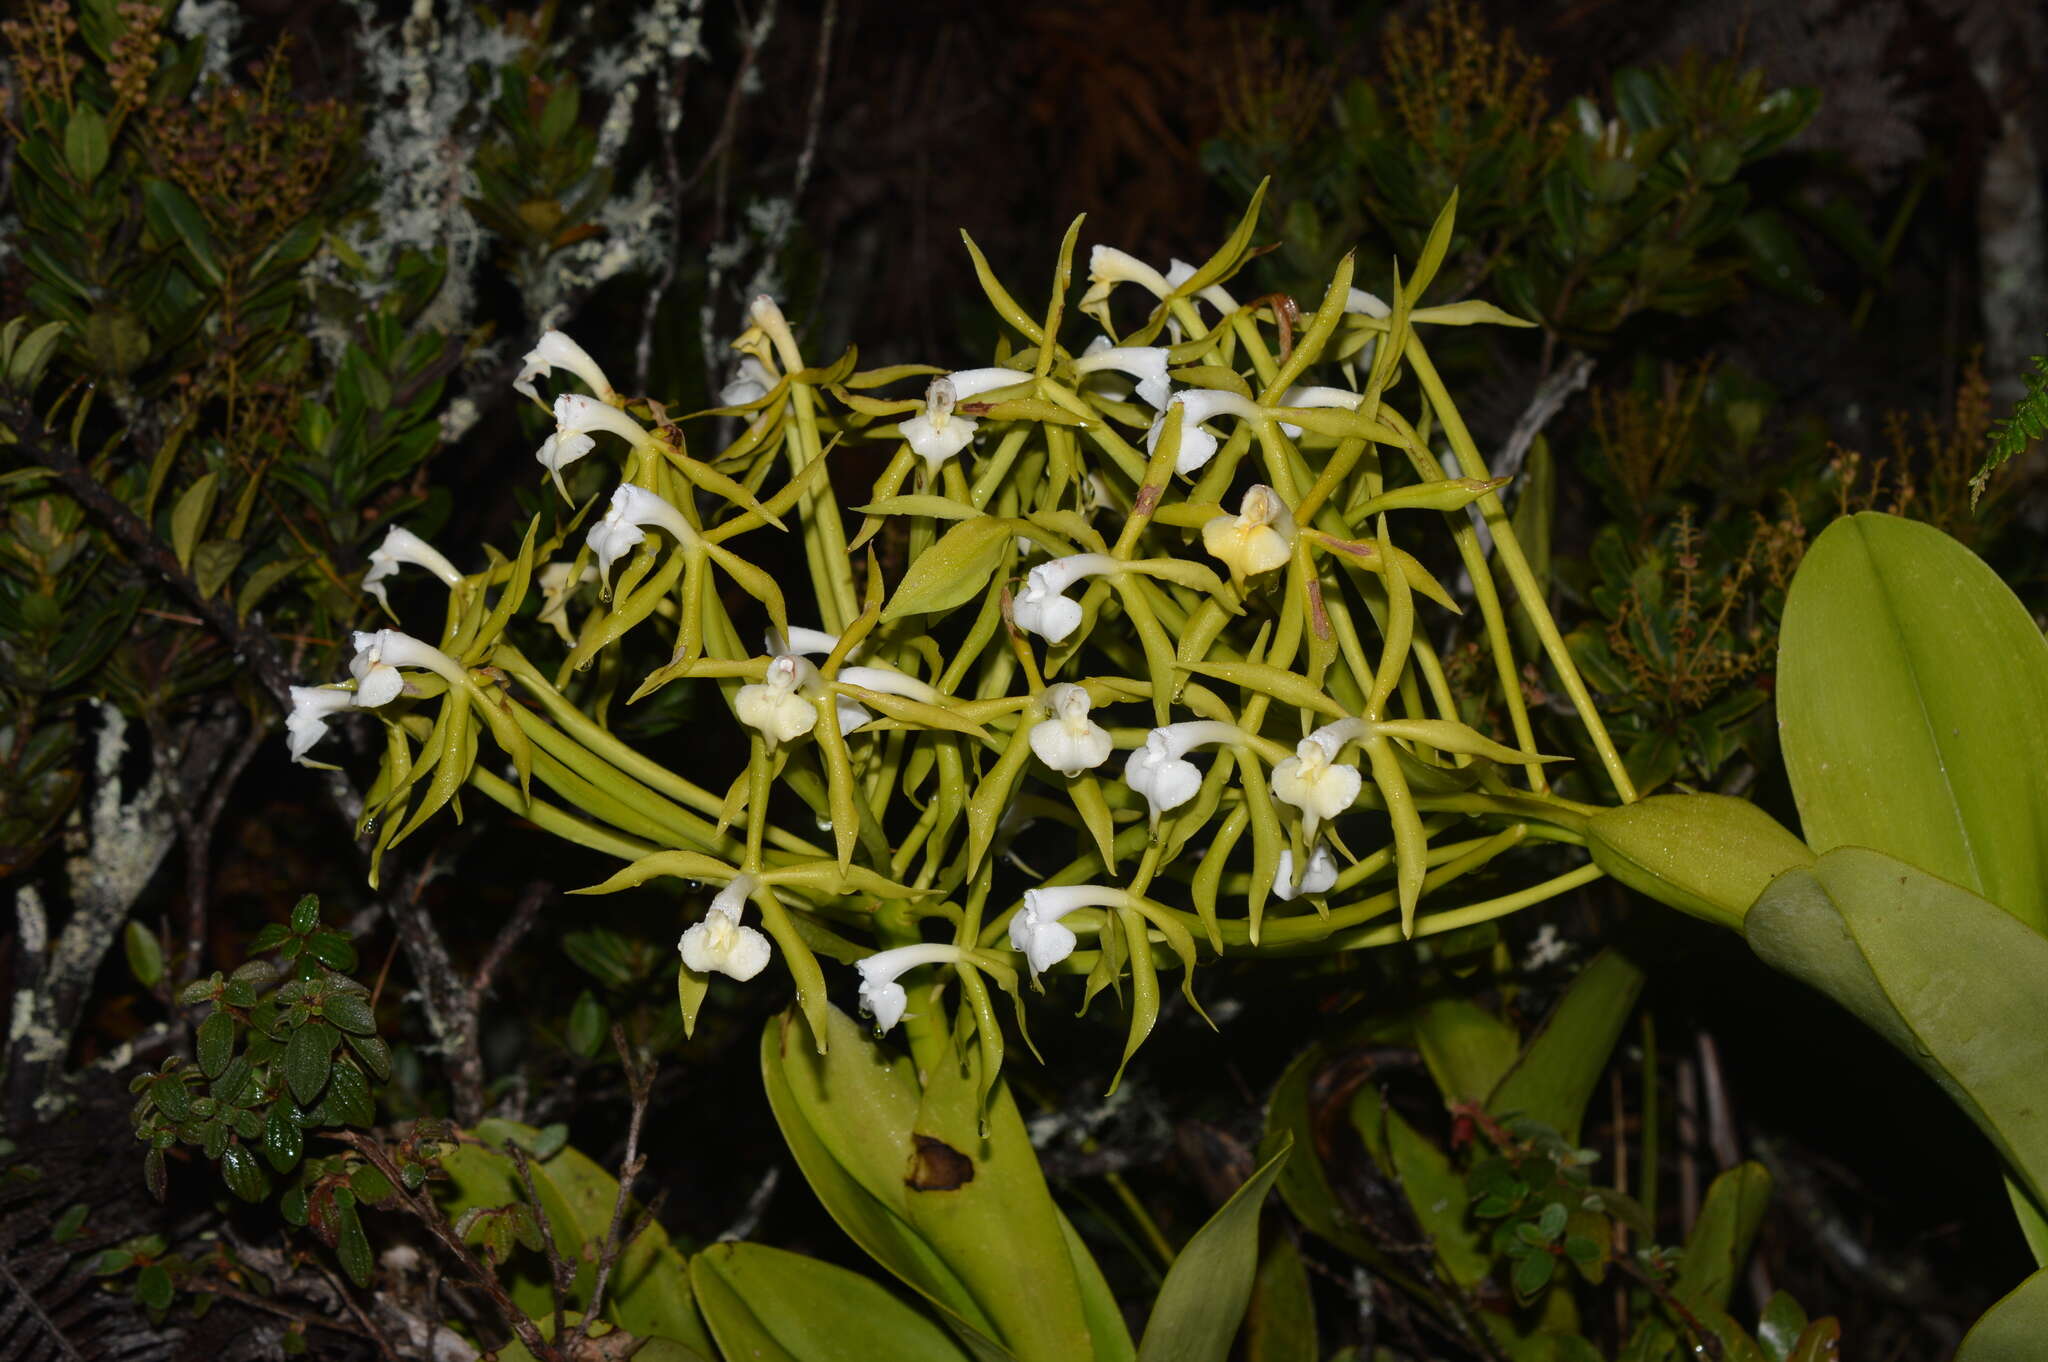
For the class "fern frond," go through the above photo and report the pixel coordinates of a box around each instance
[1977,346,2048,506]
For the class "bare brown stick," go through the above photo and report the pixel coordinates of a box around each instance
[182,1274,377,1342]
[570,1025,658,1348]
[310,1259,406,1362]
[507,1139,573,1346]
[331,1129,556,1362]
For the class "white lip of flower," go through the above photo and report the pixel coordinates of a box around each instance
[536,561,598,643]
[1012,553,1120,644]
[678,873,772,981]
[1346,288,1391,318]
[837,665,940,704]
[1270,719,1371,838]
[586,483,699,590]
[898,368,1032,475]
[720,354,777,407]
[1080,245,1176,326]
[1029,683,1113,776]
[1273,845,1339,901]
[361,526,464,613]
[1165,258,1243,316]
[1009,884,1125,977]
[766,626,850,658]
[348,629,469,709]
[1275,384,1364,439]
[514,330,617,408]
[1125,720,1245,824]
[538,394,652,499]
[286,685,356,765]
[855,942,968,1034]
[1073,340,1173,411]
[1146,388,1261,476]
[735,654,821,746]
[1201,483,1297,581]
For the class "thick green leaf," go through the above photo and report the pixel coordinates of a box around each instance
[690,1242,973,1362]
[1259,1043,1395,1272]
[2007,1176,2048,1268]
[1486,950,1644,1144]
[123,921,164,989]
[1136,1136,1291,1362]
[881,517,1017,622]
[220,1142,269,1203]
[1586,794,1813,930]
[1778,513,2048,932]
[1244,1230,1315,1362]
[1412,997,1519,1106]
[283,1020,334,1106]
[902,1027,1095,1362]
[1957,1266,2048,1362]
[1673,1163,1770,1309]
[1748,847,2048,1211]
[759,1008,1001,1344]
[1055,1207,1137,1362]
[333,1191,373,1286]
[195,1010,234,1078]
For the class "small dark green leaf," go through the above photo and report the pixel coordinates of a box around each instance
[348,1164,395,1205]
[151,1075,192,1122]
[264,1103,303,1172]
[327,1059,374,1128]
[124,921,164,989]
[322,990,376,1035]
[1537,1201,1569,1240]
[567,990,607,1058]
[290,895,320,935]
[528,1122,569,1160]
[192,539,243,599]
[196,1011,234,1078]
[201,1118,228,1160]
[284,1021,335,1106]
[221,1143,270,1202]
[51,1203,88,1243]
[280,1183,309,1225]
[177,978,218,1007]
[250,923,292,953]
[94,1249,135,1275]
[135,1263,174,1310]
[1511,1250,1555,1301]
[221,978,258,1008]
[168,472,219,572]
[333,1197,373,1287]
[346,1032,392,1082]
[210,1054,253,1106]
[305,931,357,972]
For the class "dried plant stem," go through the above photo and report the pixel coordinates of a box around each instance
[571,1025,659,1347]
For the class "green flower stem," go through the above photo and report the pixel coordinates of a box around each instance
[524,741,728,855]
[743,737,772,873]
[762,334,859,632]
[1402,333,1635,802]
[1259,252,1355,405]
[467,767,659,863]
[1318,862,1605,953]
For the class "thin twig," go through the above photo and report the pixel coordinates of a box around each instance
[310,1258,406,1362]
[506,1140,573,1347]
[571,1025,658,1347]
[468,883,549,1013]
[183,1274,377,1342]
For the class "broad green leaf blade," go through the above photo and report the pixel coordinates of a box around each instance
[1747,847,2048,1211]
[1244,1230,1315,1362]
[1959,1267,2048,1362]
[1778,512,2048,932]
[881,516,1017,622]
[2007,1176,2048,1268]
[1056,1209,1138,1362]
[1412,997,1519,1106]
[690,1242,973,1362]
[1486,950,1644,1145]
[903,1031,1095,1362]
[1586,794,1814,930]
[1673,1163,1771,1309]
[758,1008,1005,1346]
[1350,1087,1490,1288]
[1137,1137,1291,1362]
[1259,1044,1402,1276]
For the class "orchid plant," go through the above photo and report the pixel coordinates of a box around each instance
[290,189,1639,1105]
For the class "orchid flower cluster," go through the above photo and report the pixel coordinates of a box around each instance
[290,191,1636,1097]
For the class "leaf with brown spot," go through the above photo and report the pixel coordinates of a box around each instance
[905,1135,975,1192]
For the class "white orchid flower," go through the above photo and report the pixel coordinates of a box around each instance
[1346,288,1390,318]
[766,626,849,658]
[1271,719,1370,841]
[1008,884,1124,977]
[348,629,469,709]
[585,483,698,590]
[735,654,821,747]
[854,942,968,1034]
[1125,720,1246,825]
[535,561,598,644]
[1029,683,1113,777]
[1201,483,1296,582]
[1273,845,1339,901]
[1274,384,1363,439]
[898,368,1033,475]
[678,873,772,981]
[286,685,356,765]
[1079,245,1176,329]
[361,526,464,613]
[514,330,618,408]
[1012,553,1119,644]
[720,354,777,408]
[1165,258,1243,315]
[1074,338,1173,410]
[538,394,653,499]
[1146,388,1261,476]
